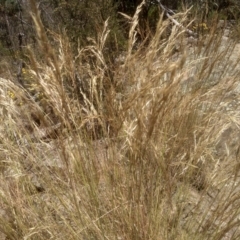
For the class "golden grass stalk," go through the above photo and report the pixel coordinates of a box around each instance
[0,1,240,239]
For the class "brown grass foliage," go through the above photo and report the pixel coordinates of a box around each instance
[0,1,240,239]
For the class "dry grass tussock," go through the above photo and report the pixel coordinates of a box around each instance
[1,1,240,239]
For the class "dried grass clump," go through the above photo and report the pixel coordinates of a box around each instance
[0,1,240,239]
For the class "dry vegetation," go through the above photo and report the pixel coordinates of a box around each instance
[1,1,240,239]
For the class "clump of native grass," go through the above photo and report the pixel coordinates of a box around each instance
[0,1,240,239]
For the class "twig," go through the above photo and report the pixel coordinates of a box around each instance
[17,59,24,87]
[157,0,197,38]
